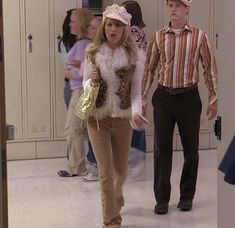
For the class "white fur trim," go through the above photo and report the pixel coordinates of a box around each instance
[83,43,146,120]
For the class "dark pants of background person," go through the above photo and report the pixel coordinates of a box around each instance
[152,86,202,204]
[131,129,146,152]
[87,141,97,163]
[128,129,146,166]
[64,80,72,109]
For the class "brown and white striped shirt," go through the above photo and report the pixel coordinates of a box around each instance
[142,21,217,105]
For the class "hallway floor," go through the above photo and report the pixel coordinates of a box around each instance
[7,150,217,228]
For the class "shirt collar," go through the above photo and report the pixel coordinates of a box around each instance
[163,21,193,34]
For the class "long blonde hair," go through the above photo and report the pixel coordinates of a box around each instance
[86,18,138,65]
[71,8,94,39]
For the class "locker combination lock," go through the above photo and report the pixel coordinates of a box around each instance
[214,116,221,140]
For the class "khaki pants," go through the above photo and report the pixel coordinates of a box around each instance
[87,116,132,227]
[64,88,88,176]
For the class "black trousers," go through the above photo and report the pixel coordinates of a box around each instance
[152,86,202,204]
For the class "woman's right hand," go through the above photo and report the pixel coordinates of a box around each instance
[91,68,101,84]
[130,113,148,131]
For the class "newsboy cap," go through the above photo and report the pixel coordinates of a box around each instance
[103,4,132,26]
[179,0,192,6]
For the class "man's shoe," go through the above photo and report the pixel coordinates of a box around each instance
[177,199,193,211]
[154,203,169,214]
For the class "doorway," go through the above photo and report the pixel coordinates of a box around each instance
[0,0,9,227]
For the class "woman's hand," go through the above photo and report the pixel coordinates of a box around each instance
[130,113,148,130]
[91,68,101,84]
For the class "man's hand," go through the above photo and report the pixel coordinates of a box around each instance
[207,101,217,120]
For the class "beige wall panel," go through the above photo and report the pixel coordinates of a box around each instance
[215,0,235,227]
[36,140,66,158]
[7,142,36,160]
[209,127,217,148]
[188,0,211,37]
[146,134,153,152]
[3,0,24,140]
[25,0,52,139]
[139,0,161,41]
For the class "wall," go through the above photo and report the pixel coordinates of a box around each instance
[4,0,217,160]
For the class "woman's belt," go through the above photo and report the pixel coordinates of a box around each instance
[105,112,127,119]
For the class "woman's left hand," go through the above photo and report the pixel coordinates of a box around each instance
[91,68,101,84]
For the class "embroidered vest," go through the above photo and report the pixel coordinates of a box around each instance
[95,65,136,109]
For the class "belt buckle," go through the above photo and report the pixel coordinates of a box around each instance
[110,113,119,118]
[168,88,181,94]
[167,87,176,93]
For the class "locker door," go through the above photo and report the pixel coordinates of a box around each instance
[53,0,77,139]
[3,0,24,140]
[25,0,52,139]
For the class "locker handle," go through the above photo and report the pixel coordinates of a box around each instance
[57,34,61,40]
[57,34,61,52]
[27,34,33,53]
[28,34,33,40]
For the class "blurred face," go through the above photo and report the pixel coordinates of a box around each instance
[167,0,189,22]
[87,18,101,40]
[69,15,80,36]
[105,18,125,48]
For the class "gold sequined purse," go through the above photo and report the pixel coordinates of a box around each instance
[75,83,100,120]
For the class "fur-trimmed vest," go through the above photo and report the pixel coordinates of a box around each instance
[83,42,146,120]
[96,65,135,109]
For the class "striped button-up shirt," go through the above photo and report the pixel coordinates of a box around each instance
[142,21,218,105]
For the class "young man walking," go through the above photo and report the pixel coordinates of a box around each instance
[142,0,218,214]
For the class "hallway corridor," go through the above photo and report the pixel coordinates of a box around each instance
[7,150,217,228]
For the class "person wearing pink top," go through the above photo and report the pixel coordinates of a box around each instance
[121,0,147,175]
